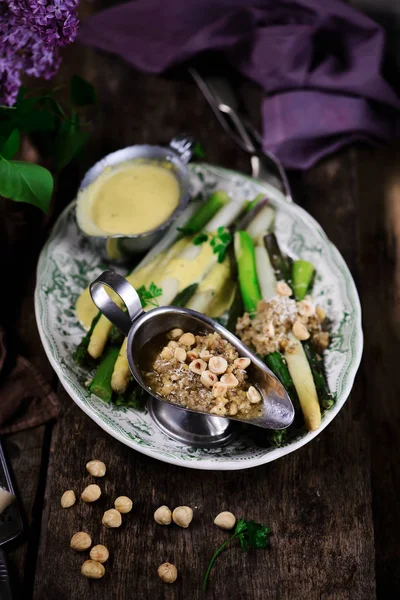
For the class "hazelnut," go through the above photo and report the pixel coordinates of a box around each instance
[220,373,239,388]
[210,404,227,416]
[199,349,213,361]
[174,347,187,362]
[214,511,236,530]
[233,357,251,370]
[170,328,184,339]
[168,340,179,349]
[212,382,228,398]
[154,505,172,525]
[266,321,275,337]
[90,544,109,564]
[81,484,101,503]
[81,560,105,579]
[229,402,238,416]
[172,506,193,528]
[187,350,199,361]
[179,332,196,347]
[61,490,76,508]
[200,370,218,388]
[114,496,133,514]
[189,358,207,374]
[70,532,92,551]
[208,356,228,375]
[247,386,262,404]
[316,305,326,322]
[86,460,106,477]
[298,297,315,317]
[276,281,292,296]
[158,562,178,584]
[292,320,310,341]
[161,346,174,360]
[102,508,122,528]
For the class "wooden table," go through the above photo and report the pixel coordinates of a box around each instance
[2,22,400,600]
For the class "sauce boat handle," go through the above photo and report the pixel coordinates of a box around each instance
[90,270,143,336]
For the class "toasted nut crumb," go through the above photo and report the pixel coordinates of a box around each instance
[316,305,326,322]
[61,490,76,508]
[154,505,172,525]
[266,321,275,337]
[81,560,105,579]
[174,347,187,362]
[189,358,207,374]
[170,328,184,339]
[86,460,106,477]
[172,506,193,528]
[247,386,262,404]
[70,532,92,551]
[158,562,178,583]
[81,484,101,503]
[90,545,109,564]
[212,382,228,398]
[292,320,310,340]
[229,402,238,416]
[233,357,251,370]
[214,511,236,530]
[102,508,122,528]
[276,281,292,296]
[114,496,133,513]
[179,332,195,346]
[208,356,228,375]
[210,404,227,416]
[200,370,218,387]
[161,346,174,360]
[220,373,239,388]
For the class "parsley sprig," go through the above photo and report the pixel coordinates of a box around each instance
[202,518,271,590]
[193,226,232,263]
[136,282,163,308]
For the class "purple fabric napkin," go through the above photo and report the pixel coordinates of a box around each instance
[79,0,400,169]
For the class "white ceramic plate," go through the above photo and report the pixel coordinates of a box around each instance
[35,163,363,470]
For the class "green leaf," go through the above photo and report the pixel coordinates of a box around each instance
[0,158,53,213]
[193,232,208,245]
[55,124,88,170]
[137,282,163,308]
[234,519,247,535]
[0,129,20,159]
[246,520,271,549]
[70,75,96,106]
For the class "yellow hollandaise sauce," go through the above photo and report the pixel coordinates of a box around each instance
[77,161,180,236]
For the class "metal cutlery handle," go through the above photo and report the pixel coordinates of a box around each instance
[0,549,12,600]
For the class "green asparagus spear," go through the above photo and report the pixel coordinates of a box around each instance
[292,260,315,301]
[264,233,291,284]
[177,191,230,236]
[302,340,334,409]
[73,313,101,367]
[170,283,199,307]
[234,231,262,315]
[89,346,120,403]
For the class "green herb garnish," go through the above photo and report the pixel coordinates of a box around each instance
[202,518,271,590]
[192,226,232,262]
[193,232,208,245]
[136,282,163,308]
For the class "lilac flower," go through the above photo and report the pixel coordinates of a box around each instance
[0,1,79,106]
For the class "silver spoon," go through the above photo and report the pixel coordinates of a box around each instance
[90,271,294,437]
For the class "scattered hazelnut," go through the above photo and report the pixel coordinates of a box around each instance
[161,346,174,360]
[187,350,199,361]
[172,506,193,528]
[212,382,228,398]
[220,373,239,388]
[316,305,326,322]
[170,328,184,339]
[90,544,109,564]
[179,332,196,347]
[200,370,218,388]
[292,319,310,341]
[247,386,262,404]
[208,356,228,375]
[81,560,105,579]
[70,531,92,551]
[81,484,101,503]
[158,562,178,584]
[102,508,122,528]
[174,347,187,362]
[189,359,207,374]
[61,490,76,508]
[199,349,213,361]
[154,505,172,525]
[298,297,315,317]
[168,340,179,349]
[86,460,106,478]
[210,404,227,416]
[114,496,133,514]
[276,281,292,296]
[233,357,251,370]
[229,403,238,416]
[214,511,236,530]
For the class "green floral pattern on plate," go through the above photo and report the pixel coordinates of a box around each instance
[34,163,363,470]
